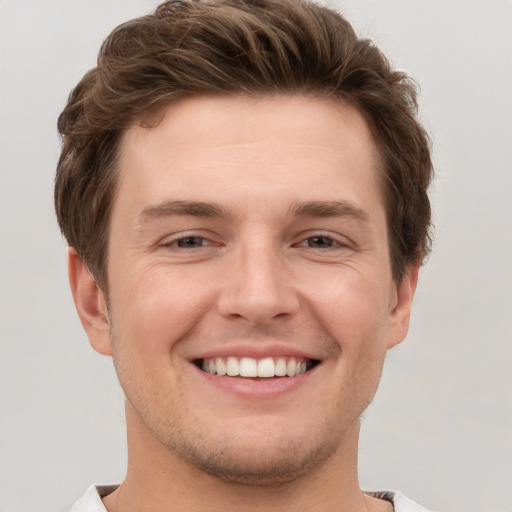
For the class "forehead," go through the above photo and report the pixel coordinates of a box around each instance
[116,94,383,216]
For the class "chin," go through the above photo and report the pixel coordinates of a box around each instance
[153,413,347,487]
[169,432,339,486]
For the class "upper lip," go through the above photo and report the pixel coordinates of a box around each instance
[190,343,322,362]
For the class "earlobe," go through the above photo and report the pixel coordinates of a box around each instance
[68,249,113,356]
[386,264,419,350]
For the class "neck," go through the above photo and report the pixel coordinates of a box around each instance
[103,402,385,512]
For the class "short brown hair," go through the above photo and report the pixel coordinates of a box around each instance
[55,0,433,290]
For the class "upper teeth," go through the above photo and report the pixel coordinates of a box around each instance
[201,357,308,378]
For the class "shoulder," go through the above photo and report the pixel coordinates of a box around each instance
[69,485,119,512]
[365,490,436,512]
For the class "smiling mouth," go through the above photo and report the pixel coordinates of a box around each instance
[195,356,320,378]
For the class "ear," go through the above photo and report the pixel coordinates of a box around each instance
[386,264,419,350]
[68,248,113,356]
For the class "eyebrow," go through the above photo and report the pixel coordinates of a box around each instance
[140,200,231,222]
[139,199,369,224]
[289,200,369,221]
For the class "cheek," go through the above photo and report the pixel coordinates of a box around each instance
[307,268,393,348]
[108,266,217,357]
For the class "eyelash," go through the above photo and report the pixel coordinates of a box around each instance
[161,235,216,249]
[294,233,348,250]
[161,232,348,251]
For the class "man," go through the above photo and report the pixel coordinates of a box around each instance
[55,0,434,510]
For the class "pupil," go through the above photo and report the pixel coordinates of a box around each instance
[178,237,201,247]
[309,236,332,248]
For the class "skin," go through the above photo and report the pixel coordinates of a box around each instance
[70,95,418,512]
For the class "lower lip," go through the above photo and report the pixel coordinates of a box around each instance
[193,364,317,398]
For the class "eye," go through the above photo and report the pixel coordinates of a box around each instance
[293,232,352,252]
[158,231,222,252]
[173,236,209,248]
[305,235,336,249]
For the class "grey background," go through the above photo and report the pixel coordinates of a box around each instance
[1,1,511,511]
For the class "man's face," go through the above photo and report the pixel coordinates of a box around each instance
[80,95,416,484]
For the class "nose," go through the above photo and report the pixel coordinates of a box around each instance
[217,241,300,326]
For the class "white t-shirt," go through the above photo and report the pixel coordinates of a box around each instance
[70,485,435,511]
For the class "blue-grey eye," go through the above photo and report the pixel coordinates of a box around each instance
[176,236,205,248]
[307,236,335,248]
